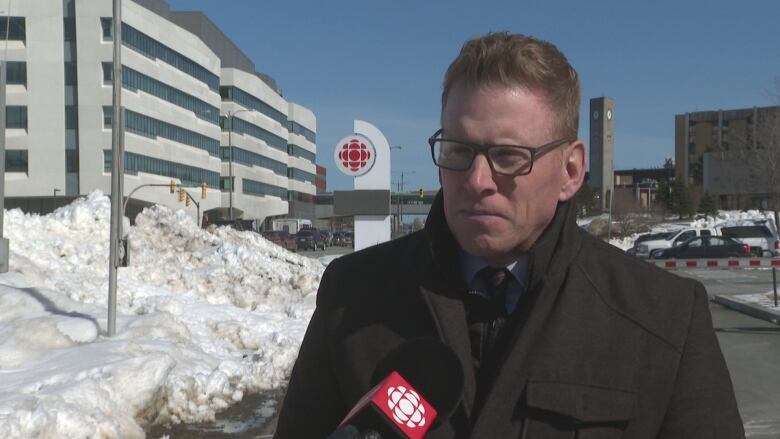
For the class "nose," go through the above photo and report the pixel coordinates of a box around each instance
[464,153,497,194]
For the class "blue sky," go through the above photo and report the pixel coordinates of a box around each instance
[168,0,780,192]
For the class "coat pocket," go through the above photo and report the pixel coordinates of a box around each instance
[521,380,637,439]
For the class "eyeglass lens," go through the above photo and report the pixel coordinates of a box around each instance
[433,140,532,174]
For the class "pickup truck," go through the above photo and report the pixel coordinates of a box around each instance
[720,225,779,257]
[635,227,719,258]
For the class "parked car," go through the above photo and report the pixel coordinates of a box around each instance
[651,236,750,259]
[635,227,719,258]
[295,229,325,251]
[320,230,333,247]
[627,231,675,256]
[720,225,779,257]
[332,231,345,246]
[261,230,297,252]
[343,231,354,248]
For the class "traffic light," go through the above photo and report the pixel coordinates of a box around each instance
[170,179,176,194]
[419,188,424,199]
[178,189,185,202]
[201,181,207,199]
[185,195,191,207]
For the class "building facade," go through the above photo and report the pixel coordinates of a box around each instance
[676,105,780,209]
[1,0,317,225]
[588,97,615,210]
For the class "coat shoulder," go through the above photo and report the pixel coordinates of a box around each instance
[573,231,702,352]
[316,231,427,308]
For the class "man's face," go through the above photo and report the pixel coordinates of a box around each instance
[440,84,573,265]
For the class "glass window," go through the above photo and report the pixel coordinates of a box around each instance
[220,176,232,191]
[6,106,27,129]
[65,106,79,129]
[242,178,287,199]
[289,168,316,184]
[0,17,25,41]
[223,146,287,176]
[288,144,316,163]
[100,17,112,39]
[227,117,287,152]
[102,62,112,83]
[104,149,219,187]
[64,62,78,86]
[221,86,287,126]
[101,18,220,91]
[66,149,79,173]
[5,62,26,85]
[103,106,112,127]
[288,121,316,143]
[104,107,220,156]
[6,150,28,173]
[63,17,76,41]
[117,65,218,124]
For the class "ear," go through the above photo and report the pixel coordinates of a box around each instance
[558,140,586,202]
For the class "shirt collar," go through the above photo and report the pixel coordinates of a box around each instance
[459,250,529,289]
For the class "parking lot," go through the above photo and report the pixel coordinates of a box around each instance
[677,268,780,438]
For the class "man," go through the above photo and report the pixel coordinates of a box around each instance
[275,32,744,438]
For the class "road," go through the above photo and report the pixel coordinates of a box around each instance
[147,266,780,438]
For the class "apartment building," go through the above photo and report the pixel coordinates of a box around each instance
[675,105,780,209]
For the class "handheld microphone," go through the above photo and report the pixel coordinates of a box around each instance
[329,338,464,439]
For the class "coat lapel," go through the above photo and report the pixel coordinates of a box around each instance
[469,199,584,437]
[415,191,478,418]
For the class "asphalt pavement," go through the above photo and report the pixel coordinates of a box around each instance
[676,268,780,439]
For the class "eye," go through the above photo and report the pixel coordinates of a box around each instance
[491,147,529,163]
[441,142,473,157]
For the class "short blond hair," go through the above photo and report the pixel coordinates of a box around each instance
[442,32,580,139]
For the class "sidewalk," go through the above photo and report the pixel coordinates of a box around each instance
[713,292,780,326]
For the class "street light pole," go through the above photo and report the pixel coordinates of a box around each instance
[223,109,251,221]
[107,0,123,337]
[399,170,415,233]
[389,145,402,233]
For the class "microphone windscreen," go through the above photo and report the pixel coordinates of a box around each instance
[371,338,464,426]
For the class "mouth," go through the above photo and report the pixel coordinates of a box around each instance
[460,209,506,220]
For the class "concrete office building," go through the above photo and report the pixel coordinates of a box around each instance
[676,105,780,209]
[1,0,317,226]
[589,97,615,210]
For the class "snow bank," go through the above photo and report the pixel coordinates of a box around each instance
[0,191,323,438]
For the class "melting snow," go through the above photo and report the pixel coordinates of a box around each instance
[0,191,323,438]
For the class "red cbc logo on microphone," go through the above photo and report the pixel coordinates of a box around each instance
[333,134,376,177]
[387,385,427,428]
[371,371,436,439]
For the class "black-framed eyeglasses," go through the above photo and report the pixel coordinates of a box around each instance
[428,128,574,176]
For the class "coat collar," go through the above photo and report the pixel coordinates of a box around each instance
[416,189,583,426]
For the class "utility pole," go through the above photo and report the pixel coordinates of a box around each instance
[107,0,123,336]
[0,57,9,273]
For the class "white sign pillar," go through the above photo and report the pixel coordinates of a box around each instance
[353,120,391,250]
[333,120,392,250]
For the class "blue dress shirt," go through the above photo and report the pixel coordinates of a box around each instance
[460,251,529,315]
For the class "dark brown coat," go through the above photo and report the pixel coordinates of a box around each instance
[275,192,744,438]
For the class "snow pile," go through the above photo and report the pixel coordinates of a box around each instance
[0,191,323,438]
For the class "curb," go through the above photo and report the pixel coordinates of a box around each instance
[713,295,780,326]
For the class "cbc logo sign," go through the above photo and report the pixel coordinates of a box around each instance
[334,134,376,177]
[386,385,427,428]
